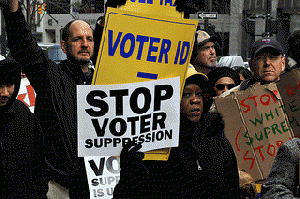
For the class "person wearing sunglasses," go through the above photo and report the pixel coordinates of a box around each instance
[206,67,240,97]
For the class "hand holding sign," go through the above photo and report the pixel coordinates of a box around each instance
[119,140,148,182]
[113,140,149,198]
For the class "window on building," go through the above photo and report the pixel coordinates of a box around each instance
[80,0,105,13]
[199,0,230,14]
[278,0,300,13]
[244,0,268,14]
[45,0,71,14]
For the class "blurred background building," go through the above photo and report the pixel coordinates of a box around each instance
[0,0,299,61]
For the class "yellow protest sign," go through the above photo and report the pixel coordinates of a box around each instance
[119,0,183,18]
[93,8,197,89]
[92,7,197,161]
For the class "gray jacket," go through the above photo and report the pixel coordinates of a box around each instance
[261,138,300,199]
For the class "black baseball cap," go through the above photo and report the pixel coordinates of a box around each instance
[250,38,284,59]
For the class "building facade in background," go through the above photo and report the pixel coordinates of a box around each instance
[0,0,299,61]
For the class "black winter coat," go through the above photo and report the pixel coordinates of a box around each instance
[4,9,93,197]
[1,61,48,198]
[113,112,240,198]
[1,100,48,198]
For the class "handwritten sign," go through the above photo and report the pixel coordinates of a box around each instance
[215,83,293,181]
[277,68,300,137]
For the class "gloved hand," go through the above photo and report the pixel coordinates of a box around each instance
[119,140,149,183]
[113,141,149,198]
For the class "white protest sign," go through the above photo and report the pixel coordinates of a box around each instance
[84,156,120,199]
[17,78,36,113]
[77,77,180,157]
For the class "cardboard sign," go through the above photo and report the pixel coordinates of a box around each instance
[17,78,36,113]
[84,156,120,199]
[277,68,300,138]
[77,77,180,157]
[215,83,294,181]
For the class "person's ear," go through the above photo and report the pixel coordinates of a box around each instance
[61,41,67,54]
[249,59,255,73]
[281,56,286,71]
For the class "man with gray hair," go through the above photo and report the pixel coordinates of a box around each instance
[190,30,218,75]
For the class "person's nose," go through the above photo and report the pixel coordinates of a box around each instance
[223,86,229,92]
[210,47,216,55]
[190,94,201,104]
[0,86,9,96]
[81,38,88,47]
[265,57,272,66]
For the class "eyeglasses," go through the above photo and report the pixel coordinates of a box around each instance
[215,84,236,91]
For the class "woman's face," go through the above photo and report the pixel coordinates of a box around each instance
[213,77,236,96]
[180,84,204,122]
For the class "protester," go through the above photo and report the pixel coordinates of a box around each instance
[240,37,285,91]
[190,30,218,75]
[244,38,295,199]
[260,138,300,198]
[113,65,240,198]
[0,55,48,198]
[206,67,240,97]
[232,66,254,82]
[2,0,96,196]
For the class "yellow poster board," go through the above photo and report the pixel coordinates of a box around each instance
[93,8,197,88]
[92,7,198,160]
[119,0,183,18]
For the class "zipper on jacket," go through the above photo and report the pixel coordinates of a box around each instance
[196,160,202,170]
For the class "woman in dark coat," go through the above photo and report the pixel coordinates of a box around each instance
[113,66,240,198]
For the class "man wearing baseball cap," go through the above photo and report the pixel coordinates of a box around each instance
[240,37,285,90]
[190,30,218,75]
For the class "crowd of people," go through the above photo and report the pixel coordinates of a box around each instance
[1,0,300,198]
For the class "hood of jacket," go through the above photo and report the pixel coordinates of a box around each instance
[0,56,21,113]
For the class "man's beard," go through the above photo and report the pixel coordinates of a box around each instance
[68,54,91,66]
[207,62,217,67]
[74,56,91,65]
[205,60,217,68]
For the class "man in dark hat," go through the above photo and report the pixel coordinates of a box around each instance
[206,67,240,97]
[0,55,48,198]
[240,37,285,90]
[190,30,218,75]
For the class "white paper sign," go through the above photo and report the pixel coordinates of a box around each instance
[77,77,180,157]
[17,78,36,113]
[84,156,120,199]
